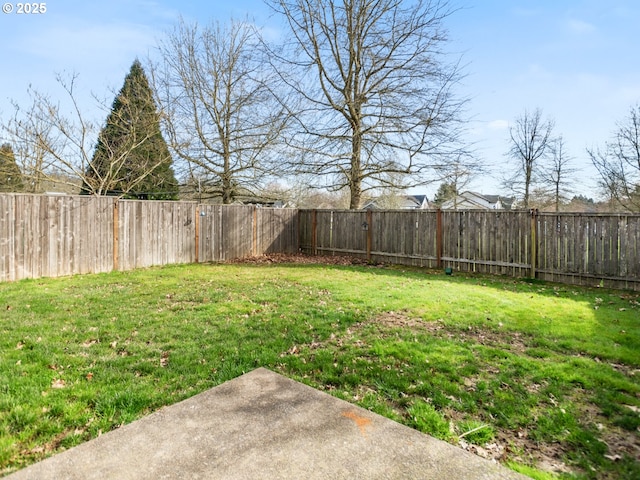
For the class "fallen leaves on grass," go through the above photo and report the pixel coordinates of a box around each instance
[51,379,66,389]
[459,439,505,461]
[227,253,370,266]
[160,351,170,368]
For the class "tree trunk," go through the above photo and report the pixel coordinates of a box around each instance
[222,157,232,204]
[524,163,532,209]
[222,175,233,204]
[349,127,362,209]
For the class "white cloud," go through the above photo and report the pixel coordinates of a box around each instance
[19,22,158,64]
[488,120,509,130]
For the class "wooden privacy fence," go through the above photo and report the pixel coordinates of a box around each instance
[0,194,298,282]
[535,213,640,289]
[1,194,639,291]
[299,209,640,291]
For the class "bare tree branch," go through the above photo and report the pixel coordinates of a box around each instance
[266,0,469,209]
[588,104,640,212]
[2,73,171,196]
[151,18,291,204]
[503,108,554,209]
[539,135,576,211]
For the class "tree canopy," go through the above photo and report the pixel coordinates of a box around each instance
[153,19,289,204]
[268,0,467,209]
[432,181,457,206]
[503,108,555,209]
[82,60,178,199]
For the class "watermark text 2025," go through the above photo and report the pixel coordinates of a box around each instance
[2,3,47,14]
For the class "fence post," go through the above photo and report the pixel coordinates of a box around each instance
[366,209,372,261]
[436,208,443,269]
[195,204,200,263]
[252,206,258,257]
[113,199,119,271]
[312,209,317,256]
[530,209,538,279]
[297,209,301,254]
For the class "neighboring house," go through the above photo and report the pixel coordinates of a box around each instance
[363,194,429,210]
[441,191,514,210]
[234,198,289,208]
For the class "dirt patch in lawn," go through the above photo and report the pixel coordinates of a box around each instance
[375,312,640,477]
[322,310,639,477]
[370,310,434,330]
[366,310,529,354]
[445,325,529,354]
[227,253,371,266]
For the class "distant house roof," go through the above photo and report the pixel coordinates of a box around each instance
[363,194,430,210]
[406,195,428,208]
[233,198,288,208]
[441,191,514,210]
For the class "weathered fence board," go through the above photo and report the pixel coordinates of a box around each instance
[117,200,198,271]
[439,210,532,277]
[536,213,640,290]
[369,210,439,267]
[194,205,300,263]
[0,194,299,282]
[299,209,640,291]
[256,208,299,255]
[0,195,115,281]
[199,205,252,262]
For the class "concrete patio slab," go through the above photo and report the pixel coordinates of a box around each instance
[8,368,528,479]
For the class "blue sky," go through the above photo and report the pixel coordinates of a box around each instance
[1,0,638,199]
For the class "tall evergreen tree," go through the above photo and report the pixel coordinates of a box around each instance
[83,60,178,199]
[0,143,24,192]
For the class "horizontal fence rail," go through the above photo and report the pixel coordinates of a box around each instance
[299,209,640,291]
[0,194,298,282]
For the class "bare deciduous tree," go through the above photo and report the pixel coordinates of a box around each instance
[267,0,468,209]
[3,88,57,193]
[151,18,290,204]
[588,104,640,212]
[540,135,576,212]
[3,73,172,196]
[503,108,555,209]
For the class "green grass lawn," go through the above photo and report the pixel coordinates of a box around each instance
[0,259,638,479]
